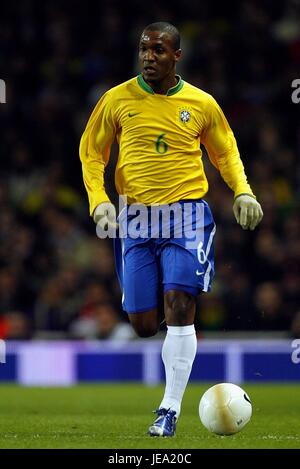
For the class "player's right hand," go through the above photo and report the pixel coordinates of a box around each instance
[93,202,118,230]
[233,194,263,231]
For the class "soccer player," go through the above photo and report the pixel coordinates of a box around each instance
[79,22,263,437]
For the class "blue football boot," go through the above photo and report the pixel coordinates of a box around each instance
[148,408,177,437]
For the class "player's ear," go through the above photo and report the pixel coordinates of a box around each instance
[174,49,182,62]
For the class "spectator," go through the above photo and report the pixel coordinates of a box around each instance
[69,302,135,341]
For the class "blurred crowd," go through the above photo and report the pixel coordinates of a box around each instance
[0,0,299,339]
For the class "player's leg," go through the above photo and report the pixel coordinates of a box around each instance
[148,288,197,437]
[149,200,216,436]
[128,308,159,338]
[148,247,199,436]
[158,289,197,415]
[164,288,196,325]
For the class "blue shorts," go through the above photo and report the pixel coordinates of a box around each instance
[114,199,216,313]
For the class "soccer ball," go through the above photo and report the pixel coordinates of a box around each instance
[199,383,252,435]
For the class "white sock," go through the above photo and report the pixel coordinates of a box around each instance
[159,325,197,419]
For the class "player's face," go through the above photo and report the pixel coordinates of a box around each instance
[139,30,181,84]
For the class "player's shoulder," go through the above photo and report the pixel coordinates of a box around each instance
[104,77,140,101]
[182,80,218,107]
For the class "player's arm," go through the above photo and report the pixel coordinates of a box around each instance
[79,91,117,222]
[201,97,263,230]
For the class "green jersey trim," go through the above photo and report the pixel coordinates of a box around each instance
[137,74,184,96]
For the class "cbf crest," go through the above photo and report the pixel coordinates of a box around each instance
[178,107,192,124]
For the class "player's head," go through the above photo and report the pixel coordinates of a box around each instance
[139,22,182,84]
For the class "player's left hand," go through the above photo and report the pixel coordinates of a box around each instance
[93,202,119,230]
[233,194,263,230]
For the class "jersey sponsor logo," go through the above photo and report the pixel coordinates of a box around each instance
[196,270,204,276]
[128,112,141,117]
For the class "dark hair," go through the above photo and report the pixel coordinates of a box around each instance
[143,22,181,51]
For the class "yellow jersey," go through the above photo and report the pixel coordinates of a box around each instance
[79,74,254,216]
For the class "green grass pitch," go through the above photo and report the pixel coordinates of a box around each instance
[0,383,299,448]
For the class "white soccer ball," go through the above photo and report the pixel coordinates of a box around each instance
[199,383,252,435]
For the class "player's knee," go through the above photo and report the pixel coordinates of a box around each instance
[134,325,158,338]
[130,321,158,338]
[165,291,195,325]
[127,310,159,338]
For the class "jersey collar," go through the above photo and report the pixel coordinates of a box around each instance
[137,74,184,96]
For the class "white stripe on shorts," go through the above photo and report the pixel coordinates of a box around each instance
[203,223,216,292]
